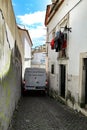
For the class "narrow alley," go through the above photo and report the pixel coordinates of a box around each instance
[8,93,87,130]
[1,0,87,130]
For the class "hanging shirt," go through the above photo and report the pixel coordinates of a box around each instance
[50,38,55,49]
[54,37,62,52]
[54,31,63,52]
[62,33,67,49]
[62,39,67,49]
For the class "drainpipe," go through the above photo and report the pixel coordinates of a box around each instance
[68,0,82,14]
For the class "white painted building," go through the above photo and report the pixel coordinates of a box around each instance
[0,0,25,129]
[31,45,46,69]
[18,26,33,78]
[45,0,87,115]
[32,52,46,68]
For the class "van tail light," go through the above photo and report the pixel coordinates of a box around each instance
[24,87,27,92]
[22,80,25,87]
[45,80,48,86]
[23,80,25,84]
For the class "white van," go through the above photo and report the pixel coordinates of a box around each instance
[22,68,47,94]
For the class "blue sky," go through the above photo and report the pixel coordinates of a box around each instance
[12,0,51,48]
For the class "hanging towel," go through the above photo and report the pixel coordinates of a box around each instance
[50,38,55,49]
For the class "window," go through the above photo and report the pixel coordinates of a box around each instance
[51,64,54,74]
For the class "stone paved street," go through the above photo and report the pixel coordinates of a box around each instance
[8,93,87,130]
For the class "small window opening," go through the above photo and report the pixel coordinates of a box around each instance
[51,64,54,74]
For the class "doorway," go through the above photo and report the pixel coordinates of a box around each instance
[60,65,66,98]
[83,58,87,104]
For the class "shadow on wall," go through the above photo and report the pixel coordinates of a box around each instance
[0,50,22,130]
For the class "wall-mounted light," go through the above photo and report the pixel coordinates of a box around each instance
[64,25,72,32]
[61,25,72,32]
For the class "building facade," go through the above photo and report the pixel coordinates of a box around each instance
[0,0,32,130]
[32,44,46,69]
[45,0,87,116]
[18,26,33,78]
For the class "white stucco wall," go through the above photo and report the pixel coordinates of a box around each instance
[31,52,46,69]
[65,0,87,106]
[47,0,87,105]
[25,38,31,58]
[0,17,21,130]
[48,0,81,35]
[18,29,32,77]
[32,52,46,64]
[0,12,13,78]
[48,43,58,90]
[24,38,32,70]
[0,1,23,129]
[68,0,87,75]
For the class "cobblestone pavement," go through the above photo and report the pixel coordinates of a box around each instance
[8,93,87,130]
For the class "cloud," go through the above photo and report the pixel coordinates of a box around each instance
[17,11,46,47]
[17,11,45,25]
[12,2,16,6]
[29,25,46,48]
[29,25,46,39]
